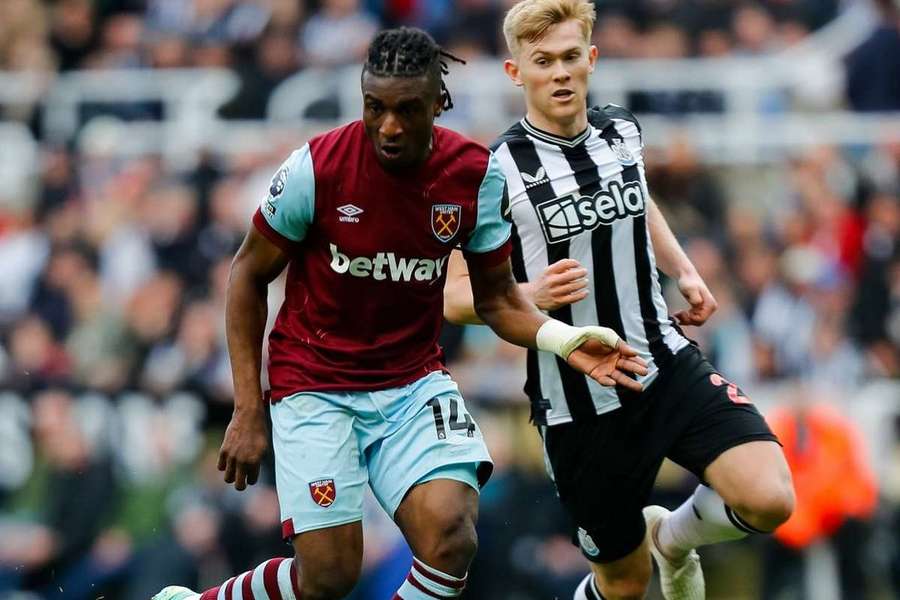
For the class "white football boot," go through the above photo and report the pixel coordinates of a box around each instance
[151,586,200,600]
[644,505,705,600]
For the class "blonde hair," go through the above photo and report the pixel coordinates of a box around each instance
[503,0,596,57]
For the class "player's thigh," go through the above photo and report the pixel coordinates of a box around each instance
[543,408,664,565]
[270,392,367,539]
[366,389,492,522]
[664,359,792,520]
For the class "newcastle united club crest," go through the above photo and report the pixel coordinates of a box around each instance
[611,138,636,165]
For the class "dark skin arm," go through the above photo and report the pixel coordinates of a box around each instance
[444,250,589,325]
[468,256,647,390]
[220,227,290,491]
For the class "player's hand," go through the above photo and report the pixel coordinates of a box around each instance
[527,259,589,311]
[218,406,268,491]
[567,337,649,392]
[674,271,717,326]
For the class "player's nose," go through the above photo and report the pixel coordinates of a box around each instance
[552,62,571,82]
[379,112,403,139]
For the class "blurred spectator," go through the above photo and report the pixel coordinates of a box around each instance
[3,315,70,393]
[446,0,504,56]
[845,0,900,112]
[592,13,640,58]
[0,213,50,323]
[141,299,230,403]
[143,183,203,280]
[681,238,758,384]
[0,389,115,594]
[732,4,778,55]
[219,27,301,119]
[89,12,145,70]
[61,252,131,391]
[851,192,900,377]
[301,0,378,68]
[763,396,879,599]
[646,136,727,242]
[49,0,97,71]
[696,27,734,57]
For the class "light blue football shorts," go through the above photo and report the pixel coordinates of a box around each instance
[271,371,493,539]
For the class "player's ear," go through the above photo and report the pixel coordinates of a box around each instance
[433,92,444,118]
[504,58,523,87]
[588,45,599,73]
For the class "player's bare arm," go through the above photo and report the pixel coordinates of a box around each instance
[647,198,718,326]
[466,256,648,390]
[222,227,289,491]
[444,250,589,325]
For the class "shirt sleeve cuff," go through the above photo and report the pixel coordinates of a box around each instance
[463,240,512,269]
[252,209,302,253]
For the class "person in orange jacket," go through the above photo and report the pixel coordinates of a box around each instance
[764,399,879,597]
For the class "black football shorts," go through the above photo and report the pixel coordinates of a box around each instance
[542,344,779,563]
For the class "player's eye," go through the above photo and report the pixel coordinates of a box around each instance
[535,57,548,66]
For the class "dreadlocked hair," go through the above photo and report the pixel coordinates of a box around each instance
[364,27,466,111]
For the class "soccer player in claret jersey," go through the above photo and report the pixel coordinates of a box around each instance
[444,2,796,600]
[153,27,648,600]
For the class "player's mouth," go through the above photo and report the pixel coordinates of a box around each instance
[552,89,575,102]
[380,143,403,160]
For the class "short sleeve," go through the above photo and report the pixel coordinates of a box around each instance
[254,144,315,248]
[463,152,512,265]
[602,103,643,147]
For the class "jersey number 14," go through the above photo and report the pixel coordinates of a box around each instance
[426,397,476,439]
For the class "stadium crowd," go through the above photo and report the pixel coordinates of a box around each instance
[0,1,898,599]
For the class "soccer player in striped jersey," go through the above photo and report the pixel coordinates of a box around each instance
[444,2,796,599]
[153,26,647,600]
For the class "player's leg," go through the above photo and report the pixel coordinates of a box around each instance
[153,390,369,600]
[271,390,369,598]
[289,523,364,599]
[364,376,493,599]
[704,440,794,531]
[542,401,668,600]
[573,538,653,600]
[186,523,363,600]
[394,477,480,594]
[654,358,794,584]
[656,442,794,559]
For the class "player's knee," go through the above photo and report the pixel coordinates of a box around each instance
[595,571,650,600]
[420,507,478,574]
[734,481,795,532]
[593,551,652,600]
[299,555,361,600]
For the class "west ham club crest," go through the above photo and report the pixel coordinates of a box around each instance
[309,478,336,507]
[431,204,461,243]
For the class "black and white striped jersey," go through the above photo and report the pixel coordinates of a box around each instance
[491,104,689,426]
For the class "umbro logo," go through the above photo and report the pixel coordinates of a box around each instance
[520,166,549,189]
[337,204,363,223]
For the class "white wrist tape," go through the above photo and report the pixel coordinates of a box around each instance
[536,320,621,360]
